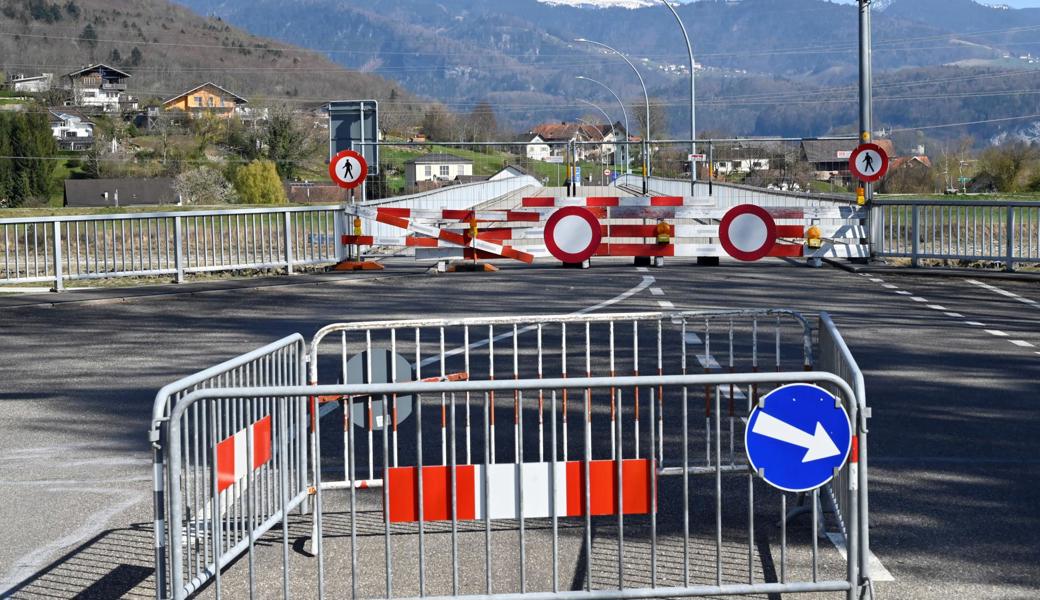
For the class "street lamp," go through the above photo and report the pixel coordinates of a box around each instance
[658,0,697,190]
[575,38,651,195]
[576,75,632,176]
[576,101,619,179]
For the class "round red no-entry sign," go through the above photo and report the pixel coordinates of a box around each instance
[329,150,368,190]
[544,206,602,264]
[719,205,777,262]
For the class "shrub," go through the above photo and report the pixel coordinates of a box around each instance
[232,159,286,205]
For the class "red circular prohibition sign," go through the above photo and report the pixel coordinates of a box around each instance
[848,143,889,183]
[544,206,603,264]
[719,205,777,262]
[329,149,369,190]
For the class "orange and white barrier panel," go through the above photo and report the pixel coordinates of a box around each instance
[216,416,272,493]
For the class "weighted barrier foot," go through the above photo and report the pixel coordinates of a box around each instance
[562,260,591,269]
[634,256,652,267]
[697,257,720,267]
[331,260,384,271]
[448,262,499,273]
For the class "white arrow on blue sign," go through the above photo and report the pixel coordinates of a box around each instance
[745,383,852,493]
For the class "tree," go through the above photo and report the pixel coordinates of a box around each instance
[109,48,123,65]
[977,141,1038,193]
[0,113,57,206]
[263,110,313,180]
[129,46,143,67]
[463,101,498,143]
[421,106,457,142]
[80,24,98,59]
[631,98,670,141]
[174,167,238,205]
[232,160,286,205]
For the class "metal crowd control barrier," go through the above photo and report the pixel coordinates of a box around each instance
[0,205,343,291]
[152,312,872,600]
[149,334,308,600]
[871,198,1040,270]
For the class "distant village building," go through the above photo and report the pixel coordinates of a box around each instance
[49,110,94,151]
[10,73,53,93]
[712,147,772,176]
[161,82,248,118]
[65,64,134,113]
[524,122,623,162]
[404,154,473,189]
[64,178,177,208]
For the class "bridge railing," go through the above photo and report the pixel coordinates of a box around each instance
[0,205,344,291]
[871,198,1040,270]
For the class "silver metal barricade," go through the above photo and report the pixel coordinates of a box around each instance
[149,335,309,600]
[164,367,866,600]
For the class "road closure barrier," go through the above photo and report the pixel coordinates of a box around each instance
[152,310,873,600]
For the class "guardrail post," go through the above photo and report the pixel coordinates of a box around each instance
[174,216,185,284]
[910,205,920,268]
[284,211,295,275]
[334,208,347,262]
[1005,207,1015,272]
[52,221,64,293]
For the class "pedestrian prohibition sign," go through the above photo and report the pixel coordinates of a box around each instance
[849,143,889,183]
[329,149,368,190]
[745,383,852,493]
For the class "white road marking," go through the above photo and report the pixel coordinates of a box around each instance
[870,278,884,283]
[896,291,912,296]
[658,300,676,309]
[985,330,1009,338]
[966,321,986,327]
[636,267,649,273]
[650,287,665,296]
[1010,340,1036,348]
[825,533,896,582]
[882,284,898,289]
[684,333,702,345]
[927,305,948,311]
[910,297,928,303]
[966,279,1038,307]
[944,312,965,318]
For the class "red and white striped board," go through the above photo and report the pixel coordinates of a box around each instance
[216,416,272,494]
[387,459,654,523]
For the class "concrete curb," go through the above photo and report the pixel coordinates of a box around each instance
[824,259,1040,283]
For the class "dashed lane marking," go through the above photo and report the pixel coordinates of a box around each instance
[650,288,665,296]
[882,284,898,289]
[966,321,986,327]
[911,296,929,303]
[658,300,676,309]
[985,330,1010,338]
[944,312,965,318]
[927,305,948,311]
[1010,340,1036,348]
[966,279,1038,307]
[896,291,912,296]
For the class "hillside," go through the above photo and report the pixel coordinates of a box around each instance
[0,0,424,121]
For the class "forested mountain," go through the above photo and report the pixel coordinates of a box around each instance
[173,0,1040,142]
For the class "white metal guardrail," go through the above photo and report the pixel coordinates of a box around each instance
[152,311,873,600]
[871,199,1040,270]
[0,206,344,290]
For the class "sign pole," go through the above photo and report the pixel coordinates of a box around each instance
[859,0,875,256]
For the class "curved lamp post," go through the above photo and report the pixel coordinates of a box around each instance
[658,0,697,189]
[576,75,632,176]
[575,38,651,195]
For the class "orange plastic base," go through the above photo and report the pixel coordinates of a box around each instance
[331,261,385,272]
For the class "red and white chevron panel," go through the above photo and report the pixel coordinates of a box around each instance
[387,459,654,523]
[216,416,272,494]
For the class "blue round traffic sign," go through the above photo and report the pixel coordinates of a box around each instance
[745,383,852,493]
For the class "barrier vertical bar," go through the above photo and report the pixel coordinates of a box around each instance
[174,216,185,284]
[284,211,295,275]
[52,221,63,292]
[910,205,920,268]
[1005,207,1015,272]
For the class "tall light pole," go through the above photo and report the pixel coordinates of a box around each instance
[577,101,619,179]
[575,38,651,195]
[576,76,631,176]
[659,0,697,190]
[860,0,875,263]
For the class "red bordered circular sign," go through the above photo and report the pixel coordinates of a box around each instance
[329,150,369,190]
[544,206,602,264]
[719,205,777,262]
[848,143,889,183]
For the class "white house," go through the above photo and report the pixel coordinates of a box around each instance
[404,154,474,189]
[10,73,52,93]
[522,135,552,162]
[712,157,771,176]
[49,111,94,151]
[65,64,132,112]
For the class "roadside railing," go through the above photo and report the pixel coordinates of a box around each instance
[871,199,1040,270]
[0,205,344,290]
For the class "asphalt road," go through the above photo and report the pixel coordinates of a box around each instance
[1,259,1038,599]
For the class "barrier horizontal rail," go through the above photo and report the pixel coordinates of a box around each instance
[164,368,863,600]
[0,205,343,290]
[871,199,1040,270]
